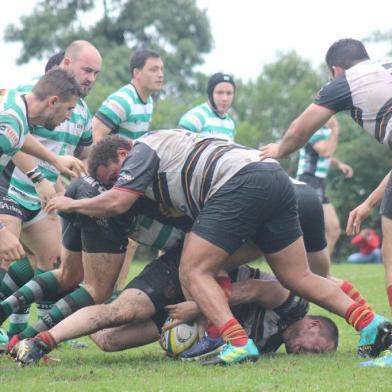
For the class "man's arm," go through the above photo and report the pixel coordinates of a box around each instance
[45,188,140,217]
[346,171,391,235]
[165,277,289,327]
[260,104,335,160]
[21,134,86,177]
[12,151,57,207]
[92,116,112,144]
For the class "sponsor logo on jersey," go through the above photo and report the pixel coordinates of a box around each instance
[3,126,19,146]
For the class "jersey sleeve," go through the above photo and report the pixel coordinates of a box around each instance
[113,142,159,194]
[0,116,23,154]
[78,106,93,147]
[178,109,204,133]
[95,89,130,132]
[314,76,354,112]
[308,127,331,146]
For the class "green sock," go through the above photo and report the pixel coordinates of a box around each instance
[0,271,59,324]
[0,267,6,284]
[20,286,95,339]
[8,305,31,336]
[34,268,54,319]
[0,257,34,300]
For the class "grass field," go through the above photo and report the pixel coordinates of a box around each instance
[1,261,391,392]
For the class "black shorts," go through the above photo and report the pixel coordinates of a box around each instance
[61,214,128,253]
[380,171,392,219]
[0,195,41,223]
[295,183,327,252]
[125,246,184,331]
[298,173,329,204]
[192,162,302,254]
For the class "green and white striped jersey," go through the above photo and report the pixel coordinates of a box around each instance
[129,214,184,251]
[178,102,236,141]
[296,126,332,179]
[0,89,29,174]
[7,77,92,211]
[95,83,153,140]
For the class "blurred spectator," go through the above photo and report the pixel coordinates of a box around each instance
[348,228,382,264]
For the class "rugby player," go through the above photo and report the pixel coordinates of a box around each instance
[259,39,392,319]
[0,41,101,335]
[178,72,236,141]
[13,258,339,365]
[92,48,164,291]
[45,131,391,365]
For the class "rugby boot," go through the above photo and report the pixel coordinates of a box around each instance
[359,350,392,367]
[358,315,392,358]
[180,334,224,361]
[201,338,259,365]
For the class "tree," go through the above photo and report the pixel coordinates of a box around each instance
[4,0,213,96]
[235,51,323,174]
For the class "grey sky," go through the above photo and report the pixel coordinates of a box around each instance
[0,0,391,87]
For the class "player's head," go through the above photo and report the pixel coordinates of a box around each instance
[129,49,164,94]
[283,315,339,354]
[326,38,369,79]
[88,135,133,186]
[32,68,81,130]
[45,51,65,73]
[61,40,102,97]
[207,73,236,115]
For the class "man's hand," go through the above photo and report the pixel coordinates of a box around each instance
[259,143,281,161]
[35,179,57,208]
[336,161,354,178]
[53,155,86,178]
[346,202,373,236]
[0,227,25,261]
[163,302,199,329]
[45,196,76,214]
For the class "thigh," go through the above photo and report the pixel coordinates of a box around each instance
[296,183,327,252]
[264,236,310,290]
[126,246,185,311]
[82,251,125,299]
[381,172,392,219]
[323,203,340,230]
[21,213,61,269]
[91,319,160,352]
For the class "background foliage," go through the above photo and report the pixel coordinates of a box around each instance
[5,0,392,259]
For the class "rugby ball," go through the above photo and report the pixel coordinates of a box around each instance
[160,318,198,356]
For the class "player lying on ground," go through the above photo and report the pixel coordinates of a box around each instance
[13,250,339,365]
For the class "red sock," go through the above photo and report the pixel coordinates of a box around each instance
[219,318,248,346]
[345,303,375,331]
[36,331,57,350]
[207,325,220,338]
[340,281,371,309]
[216,276,232,297]
[206,276,233,338]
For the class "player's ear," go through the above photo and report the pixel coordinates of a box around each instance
[48,96,59,108]
[117,148,128,159]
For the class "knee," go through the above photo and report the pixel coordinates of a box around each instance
[91,331,119,352]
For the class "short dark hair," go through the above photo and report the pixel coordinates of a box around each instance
[325,38,369,71]
[45,51,65,73]
[88,135,132,179]
[308,315,339,350]
[32,68,81,102]
[129,49,161,77]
